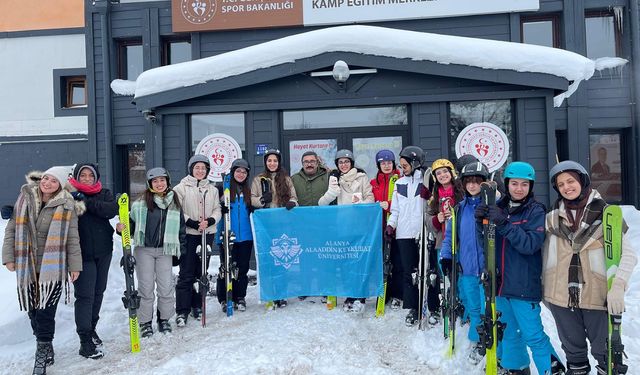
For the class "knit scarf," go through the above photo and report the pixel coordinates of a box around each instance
[130,191,181,257]
[548,190,606,309]
[68,178,103,195]
[13,189,70,311]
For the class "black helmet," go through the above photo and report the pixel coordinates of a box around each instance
[460,161,489,180]
[231,159,251,173]
[335,149,355,167]
[263,149,281,165]
[455,154,479,173]
[549,160,590,193]
[146,167,170,188]
[399,146,424,170]
[188,154,210,177]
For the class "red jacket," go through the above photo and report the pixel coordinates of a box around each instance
[370,170,401,225]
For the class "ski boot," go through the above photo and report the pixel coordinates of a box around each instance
[405,309,418,326]
[468,343,484,365]
[140,322,154,338]
[594,365,607,375]
[343,299,355,312]
[551,355,566,375]
[90,331,103,348]
[33,341,49,375]
[176,314,188,327]
[158,319,172,334]
[79,341,104,359]
[236,298,247,312]
[390,298,402,310]
[221,302,228,313]
[351,300,365,313]
[428,311,440,326]
[565,362,590,375]
[191,307,202,321]
[274,299,287,308]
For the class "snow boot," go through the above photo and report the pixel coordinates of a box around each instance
[428,311,440,326]
[405,309,418,326]
[90,331,103,348]
[42,341,54,366]
[343,299,354,312]
[236,298,247,312]
[550,355,566,375]
[351,300,365,313]
[390,298,402,310]
[594,365,607,375]
[140,322,154,338]
[468,343,485,365]
[221,302,228,313]
[158,319,172,334]
[191,307,202,321]
[33,341,49,375]
[176,314,188,327]
[565,362,590,375]
[79,341,104,359]
[275,299,287,308]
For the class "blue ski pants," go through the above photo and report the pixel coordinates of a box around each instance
[458,275,483,343]
[497,297,559,373]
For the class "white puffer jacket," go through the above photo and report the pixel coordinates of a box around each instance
[173,175,222,236]
[387,169,426,240]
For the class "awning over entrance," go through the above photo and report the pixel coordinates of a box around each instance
[127,25,625,111]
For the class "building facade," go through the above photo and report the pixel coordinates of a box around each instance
[84,0,640,207]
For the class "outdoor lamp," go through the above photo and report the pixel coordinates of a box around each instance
[332,60,350,85]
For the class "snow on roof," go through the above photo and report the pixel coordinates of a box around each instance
[123,25,627,107]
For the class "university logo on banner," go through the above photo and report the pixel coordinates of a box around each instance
[251,204,383,301]
[454,122,509,172]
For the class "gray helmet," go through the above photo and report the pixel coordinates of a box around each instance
[263,149,281,164]
[549,160,590,192]
[231,159,251,173]
[146,167,170,188]
[188,154,210,177]
[460,161,489,180]
[399,146,424,170]
[335,149,354,167]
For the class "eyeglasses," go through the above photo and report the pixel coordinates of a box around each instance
[302,160,318,165]
[234,170,248,175]
[338,160,351,165]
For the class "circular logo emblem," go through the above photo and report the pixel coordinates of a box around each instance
[181,0,217,25]
[454,122,509,172]
[195,133,242,181]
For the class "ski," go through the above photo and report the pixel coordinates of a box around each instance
[196,190,210,327]
[446,203,458,356]
[603,205,628,375]
[117,193,141,353]
[417,212,431,330]
[478,181,499,375]
[376,174,398,317]
[223,174,234,317]
[439,197,454,339]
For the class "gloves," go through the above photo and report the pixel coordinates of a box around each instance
[206,217,216,227]
[419,185,431,200]
[1,205,14,220]
[261,191,273,206]
[186,218,200,230]
[474,203,488,223]
[70,191,85,201]
[326,176,340,198]
[285,201,296,210]
[220,203,229,215]
[440,258,453,277]
[607,278,626,315]
[488,205,508,226]
[384,225,395,240]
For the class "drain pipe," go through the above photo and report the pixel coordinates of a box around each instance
[630,1,640,204]
[100,0,115,191]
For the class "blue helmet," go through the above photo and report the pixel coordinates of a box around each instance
[504,162,535,181]
[375,149,395,163]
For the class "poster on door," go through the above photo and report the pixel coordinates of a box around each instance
[589,134,622,202]
[353,136,403,178]
[289,139,338,174]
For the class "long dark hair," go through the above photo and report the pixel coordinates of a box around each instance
[231,175,252,210]
[427,175,464,215]
[258,168,291,207]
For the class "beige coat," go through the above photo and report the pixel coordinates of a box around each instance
[250,173,298,208]
[318,168,374,206]
[3,172,82,273]
[543,190,637,311]
[173,175,222,235]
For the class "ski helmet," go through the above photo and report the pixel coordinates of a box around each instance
[431,159,457,178]
[549,160,590,193]
[455,154,479,173]
[231,159,251,173]
[146,167,170,188]
[335,149,355,167]
[375,150,395,163]
[460,161,489,181]
[263,149,281,165]
[504,161,535,181]
[188,154,210,177]
[399,146,424,170]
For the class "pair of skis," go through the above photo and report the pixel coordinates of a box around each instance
[376,174,399,317]
[221,173,235,317]
[446,201,459,356]
[195,190,211,327]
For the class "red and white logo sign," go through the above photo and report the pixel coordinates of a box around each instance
[454,122,509,172]
[180,0,217,25]
[195,133,242,181]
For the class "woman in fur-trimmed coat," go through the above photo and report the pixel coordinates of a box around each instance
[2,167,83,375]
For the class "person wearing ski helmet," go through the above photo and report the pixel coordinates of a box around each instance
[424,158,465,326]
[216,158,254,313]
[454,153,506,196]
[439,161,488,363]
[117,167,186,338]
[385,146,431,325]
[251,149,297,308]
[319,149,375,312]
[292,151,330,206]
[370,149,403,309]
[474,161,564,374]
[173,155,222,326]
[3,166,82,374]
[543,161,637,374]
[68,162,118,359]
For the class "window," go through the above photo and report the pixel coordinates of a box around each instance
[53,68,87,117]
[282,105,408,130]
[118,40,143,80]
[162,39,191,66]
[589,133,623,202]
[191,113,245,152]
[65,76,86,108]
[521,15,560,48]
[585,10,621,58]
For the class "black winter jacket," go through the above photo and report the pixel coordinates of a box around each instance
[78,189,118,259]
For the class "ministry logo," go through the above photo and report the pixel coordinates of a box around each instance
[270,234,303,269]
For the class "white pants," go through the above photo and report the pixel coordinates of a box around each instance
[135,246,175,323]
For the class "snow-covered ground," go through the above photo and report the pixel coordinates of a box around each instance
[0,208,639,375]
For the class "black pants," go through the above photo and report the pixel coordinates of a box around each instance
[217,240,253,304]
[74,252,112,341]
[176,233,214,315]
[397,239,419,310]
[387,239,404,301]
[29,283,62,342]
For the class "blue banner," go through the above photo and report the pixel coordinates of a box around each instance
[251,204,383,301]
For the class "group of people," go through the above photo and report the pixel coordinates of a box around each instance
[1,144,637,375]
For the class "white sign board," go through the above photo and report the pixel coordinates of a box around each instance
[194,133,243,181]
[454,122,509,172]
[303,0,539,26]
[353,136,402,178]
[289,139,338,174]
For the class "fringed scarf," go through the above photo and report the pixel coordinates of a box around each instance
[13,187,71,311]
[548,190,606,309]
[130,191,181,257]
